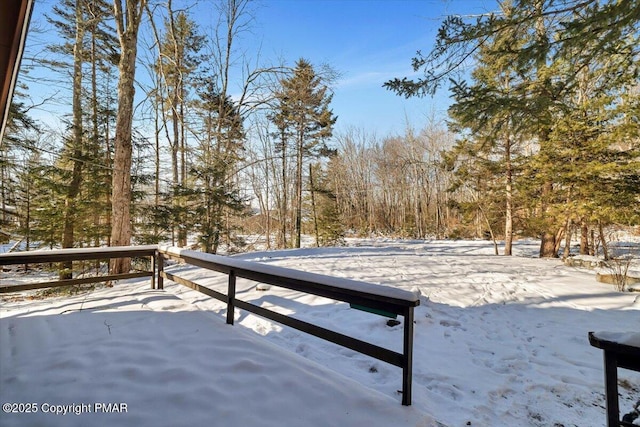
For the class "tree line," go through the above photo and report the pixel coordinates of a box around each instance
[1,0,638,274]
[386,0,640,257]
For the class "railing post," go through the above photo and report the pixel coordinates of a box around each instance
[226,269,236,325]
[603,350,619,427]
[150,252,156,289]
[402,306,415,406]
[157,251,164,290]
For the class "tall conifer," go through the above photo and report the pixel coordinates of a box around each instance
[270,59,337,248]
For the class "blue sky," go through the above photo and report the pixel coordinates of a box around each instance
[248,0,499,135]
[22,0,499,138]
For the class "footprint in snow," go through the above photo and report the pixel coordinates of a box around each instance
[439,319,466,331]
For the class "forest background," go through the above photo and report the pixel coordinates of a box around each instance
[1,0,638,269]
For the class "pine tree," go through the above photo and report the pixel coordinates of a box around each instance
[44,0,118,276]
[446,1,527,255]
[310,162,344,247]
[24,163,66,251]
[192,80,247,253]
[44,0,87,277]
[386,0,640,256]
[270,59,337,248]
[85,0,119,248]
[1,100,36,239]
[0,100,37,251]
[541,52,640,246]
[155,9,204,246]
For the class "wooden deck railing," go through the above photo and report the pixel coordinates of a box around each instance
[157,246,420,405]
[589,332,640,426]
[0,246,158,293]
[0,245,420,405]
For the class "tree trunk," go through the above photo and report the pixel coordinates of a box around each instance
[90,25,98,252]
[534,0,558,259]
[280,133,288,248]
[61,0,85,280]
[104,73,112,247]
[563,218,572,259]
[111,0,145,274]
[154,88,161,241]
[294,131,303,248]
[264,170,271,249]
[504,134,513,256]
[504,188,513,255]
[538,178,558,257]
[540,231,557,258]
[309,163,319,247]
[580,220,589,255]
[553,227,564,255]
[598,221,609,261]
[177,94,187,247]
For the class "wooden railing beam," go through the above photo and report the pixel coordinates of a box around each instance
[157,247,419,405]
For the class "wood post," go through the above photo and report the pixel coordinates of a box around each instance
[157,251,164,290]
[150,252,156,289]
[402,306,415,406]
[604,351,619,427]
[226,270,236,325]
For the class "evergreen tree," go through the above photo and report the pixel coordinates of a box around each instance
[535,51,640,246]
[1,100,36,239]
[45,0,117,275]
[270,59,337,248]
[25,163,66,251]
[310,161,344,247]
[156,9,204,246]
[192,80,248,253]
[0,97,40,251]
[85,0,119,248]
[386,0,640,257]
[446,1,527,255]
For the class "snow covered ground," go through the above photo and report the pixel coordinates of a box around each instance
[1,239,639,426]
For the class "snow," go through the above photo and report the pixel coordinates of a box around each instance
[2,239,639,427]
[160,245,420,302]
[0,244,157,260]
[0,286,429,426]
[592,331,640,348]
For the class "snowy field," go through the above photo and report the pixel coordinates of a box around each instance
[1,239,639,426]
